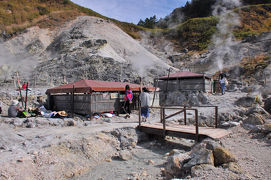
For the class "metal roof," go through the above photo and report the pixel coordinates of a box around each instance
[46,80,154,94]
[159,71,210,80]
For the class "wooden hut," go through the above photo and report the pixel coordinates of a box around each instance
[158,71,212,92]
[46,80,154,116]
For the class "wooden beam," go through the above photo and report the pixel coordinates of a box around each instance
[165,109,184,120]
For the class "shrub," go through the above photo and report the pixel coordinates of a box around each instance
[37,6,50,15]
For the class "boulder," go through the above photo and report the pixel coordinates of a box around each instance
[198,93,208,104]
[111,128,139,149]
[165,152,191,178]
[235,96,255,107]
[253,123,271,134]
[243,113,265,125]
[245,104,270,116]
[203,139,223,151]
[183,148,214,168]
[213,147,236,166]
[264,97,271,114]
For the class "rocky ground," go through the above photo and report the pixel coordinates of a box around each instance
[0,85,270,180]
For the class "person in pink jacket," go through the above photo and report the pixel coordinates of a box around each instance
[124,85,133,118]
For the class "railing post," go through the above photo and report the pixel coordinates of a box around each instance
[139,103,141,127]
[215,106,218,128]
[72,85,75,118]
[195,109,199,142]
[160,107,163,123]
[24,82,29,111]
[162,107,166,138]
[184,106,187,125]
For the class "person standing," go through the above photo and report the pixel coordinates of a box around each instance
[219,74,227,95]
[124,85,133,118]
[140,87,151,122]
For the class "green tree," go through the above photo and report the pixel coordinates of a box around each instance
[137,15,157,28]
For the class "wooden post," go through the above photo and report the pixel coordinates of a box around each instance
[215,106,218,128]
[184,106,187,125]
[160,107,163,123]
[72,85,75,118]
[162,107,166,138]
[89,94,92,120]
[139,102,141,127]
[195,109,199,142]
[151,78,158,107]
[24,82,29,111]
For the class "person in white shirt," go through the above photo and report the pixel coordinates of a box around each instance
[219,75,227,95]
[139,87,151,122]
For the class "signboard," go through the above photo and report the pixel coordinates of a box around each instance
[110,93,119,99]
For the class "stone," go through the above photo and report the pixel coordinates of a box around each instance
[245,104,270,116]
[25,122,36,128]
[64,119,76,126]
[243,113,265,125]
[119,150,132,161]
[264,97,271,114]
[165,152,191,178]
[184,148,214,169]
[235,96,255,107]
[13,118,24,127]
[203,139,223,151]
[198,93,208,104]
[147,160,154,165]
[35,118,49,126]
[105,158,112,162]
[229,121,241,127]
[49,118,64,126]
[263,124,271,133]
[213,147,236,166]
[141,170,147,177]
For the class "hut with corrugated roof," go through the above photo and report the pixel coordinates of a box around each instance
[46,80,156,116]
[158,71,212,92]
[158,71,212,106]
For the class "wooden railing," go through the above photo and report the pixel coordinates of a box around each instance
[138,105,218,142]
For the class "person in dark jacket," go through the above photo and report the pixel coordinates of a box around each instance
[124,85,133,118]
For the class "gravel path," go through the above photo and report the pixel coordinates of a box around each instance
[221,127,271,180]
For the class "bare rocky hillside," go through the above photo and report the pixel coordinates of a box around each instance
[0,16,173,87]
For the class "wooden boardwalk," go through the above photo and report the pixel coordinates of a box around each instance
[139,122,230,141]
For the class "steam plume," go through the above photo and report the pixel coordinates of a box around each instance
[210,0,242,72]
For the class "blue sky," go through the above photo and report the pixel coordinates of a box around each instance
[71,0,190,24]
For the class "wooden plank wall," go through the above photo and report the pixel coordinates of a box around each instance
[50,92,142,115]
[52,94,91,114]
[158,78,212,92]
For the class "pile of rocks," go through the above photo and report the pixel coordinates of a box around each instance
[163,139,244,179]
